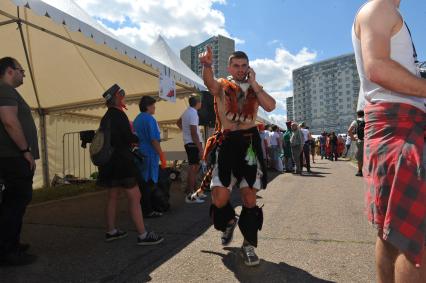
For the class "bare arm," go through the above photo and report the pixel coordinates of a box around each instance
[358,2,426,98]
[0,106,35,169]
[348,124,356,142]
[151,139,163,157]
[190,125,203,157]
[200,46,221,96]
[248,68,276,112]
[176,117,182,130]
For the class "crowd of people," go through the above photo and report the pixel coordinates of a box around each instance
[258,121,357,175]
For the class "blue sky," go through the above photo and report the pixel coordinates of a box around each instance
[218,0,426,62]
[77,0,425,123]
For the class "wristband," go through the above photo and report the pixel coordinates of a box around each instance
[202,63,213,68]
[20,147,31,154]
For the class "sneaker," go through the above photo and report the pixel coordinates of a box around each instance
[0,251,37,266]
[185,194,205,204]
[197,192,208,199]
[221,217,239,246]
[241,245,260,267]
[355,172,363,177]
[105,229,128,242]
[137,231,164,246]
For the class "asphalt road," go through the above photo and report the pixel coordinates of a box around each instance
[0,159,376,283]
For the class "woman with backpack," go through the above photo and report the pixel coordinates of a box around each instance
[96,84,163,246]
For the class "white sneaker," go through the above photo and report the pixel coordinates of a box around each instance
[197,192,208,199]
[185,194,205,204]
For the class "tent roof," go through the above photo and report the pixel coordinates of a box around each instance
[0,0,203,113]
[148,36,206,90]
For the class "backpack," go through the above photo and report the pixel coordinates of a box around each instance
[356,119,365,140]
[90,117,114,166]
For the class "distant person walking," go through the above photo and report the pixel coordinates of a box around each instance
[348,110,365,176]
[283,121,294,172]
[319,133,326,160]
[299,122,311,173]
[330,132,338,161]
[353,1,426,282]
[290,123,304,175]
[0,57,38,266]
[177,96,205,204]
[96,84,163,246]
[269,125,283,172]
[343,135,352,158]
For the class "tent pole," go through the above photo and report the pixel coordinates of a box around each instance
[0,19,16,27]
[16,9,50,187]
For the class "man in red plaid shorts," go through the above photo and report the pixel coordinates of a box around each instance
[352,0,426,282]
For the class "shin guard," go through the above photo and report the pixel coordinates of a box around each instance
[209,203,235,232]
[238,206,263,247]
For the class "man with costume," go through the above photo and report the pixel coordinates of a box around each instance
[199,47,276,266]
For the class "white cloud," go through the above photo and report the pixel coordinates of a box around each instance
[268,114,287,126]
[251,47,317,93]
[251,47,316,121]
[74,0,243,53]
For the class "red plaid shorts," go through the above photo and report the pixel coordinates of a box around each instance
[364,102,426,266]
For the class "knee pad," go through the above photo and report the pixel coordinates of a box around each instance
[238,206,263,247]
[210,203,235,232]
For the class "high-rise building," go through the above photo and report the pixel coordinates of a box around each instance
[286,96,294,121]
[180,35,235,79]
[292,54,360,134]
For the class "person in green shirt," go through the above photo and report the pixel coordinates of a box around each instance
[282,121,293,172]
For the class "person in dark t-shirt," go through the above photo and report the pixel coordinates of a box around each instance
[0,57,38,266]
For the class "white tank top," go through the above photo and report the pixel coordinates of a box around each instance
[352,9,425,112]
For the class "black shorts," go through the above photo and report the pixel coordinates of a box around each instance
[185,143,200,165]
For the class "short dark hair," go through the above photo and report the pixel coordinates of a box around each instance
[357,110,364,118]
[228,51,249,66]
[139,96,156,112]
[189,96,200,107]
[0,57,17,78]
[272,125,278,131]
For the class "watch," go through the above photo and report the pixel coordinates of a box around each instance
[20,147,31,154]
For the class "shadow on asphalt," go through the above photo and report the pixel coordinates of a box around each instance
[0,172,280,282]
[202,248,336,283]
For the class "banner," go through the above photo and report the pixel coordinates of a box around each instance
[159,72,176,103]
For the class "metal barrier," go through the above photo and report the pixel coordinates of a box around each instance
[62,131,96,179]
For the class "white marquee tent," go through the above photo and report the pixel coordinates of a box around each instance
[0,0,207,188]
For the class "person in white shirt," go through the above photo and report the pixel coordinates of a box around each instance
[269,125,283,172]
[263,126,272,167]
[299,122,312,173]
[177,96,205,204]
[343,135,352,158]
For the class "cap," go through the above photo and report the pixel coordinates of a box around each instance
[103,84,121,101]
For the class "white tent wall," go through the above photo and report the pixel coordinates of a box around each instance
[0,0,206,187]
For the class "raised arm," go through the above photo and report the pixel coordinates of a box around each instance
[199,46,221,96]
[357,2,426,98]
